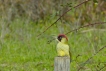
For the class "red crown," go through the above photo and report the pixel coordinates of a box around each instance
[58,34,68,41]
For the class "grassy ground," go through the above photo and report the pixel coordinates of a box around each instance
[0,18,106,71]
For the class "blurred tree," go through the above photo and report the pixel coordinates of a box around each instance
[0,0,105,24]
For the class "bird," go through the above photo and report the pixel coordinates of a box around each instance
[56,34,71,58]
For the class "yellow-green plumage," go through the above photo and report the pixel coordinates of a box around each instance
[56,37,71,58]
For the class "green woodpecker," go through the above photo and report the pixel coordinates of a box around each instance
[56,34,71,58]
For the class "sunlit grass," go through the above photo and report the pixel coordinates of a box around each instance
[0,19,106,71]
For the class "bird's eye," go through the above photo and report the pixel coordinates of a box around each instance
[58,36,62,41]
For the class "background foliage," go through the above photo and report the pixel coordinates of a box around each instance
[0,0,106,71]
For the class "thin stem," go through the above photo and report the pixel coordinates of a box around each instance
[37,0,91,37]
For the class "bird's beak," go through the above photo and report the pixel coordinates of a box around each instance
[55,37,58,42]
[47,35,58,44]
[55,37,59,42]
[52,35,59,42]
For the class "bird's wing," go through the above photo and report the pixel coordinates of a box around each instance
[68,43,72,60]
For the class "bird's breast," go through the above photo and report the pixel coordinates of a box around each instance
[56,42,69,56]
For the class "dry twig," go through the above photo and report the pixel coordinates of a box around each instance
[65,22,106,35]
[37,0,91,37]
[77,45,106,71]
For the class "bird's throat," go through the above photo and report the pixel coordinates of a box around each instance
[61,38,68,44]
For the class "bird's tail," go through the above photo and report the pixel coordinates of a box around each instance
[69,51,72,62]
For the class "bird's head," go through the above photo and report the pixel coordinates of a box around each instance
[57,34,68,44]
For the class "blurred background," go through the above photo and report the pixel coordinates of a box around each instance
[0,0,106,39]
[0,0,106,71]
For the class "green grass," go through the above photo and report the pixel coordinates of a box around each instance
[0,19,106,71]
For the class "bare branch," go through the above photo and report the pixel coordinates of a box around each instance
[37,0,91,37]
[98,65,106,71]
[77,45,106,71]
[65,22,106,35]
